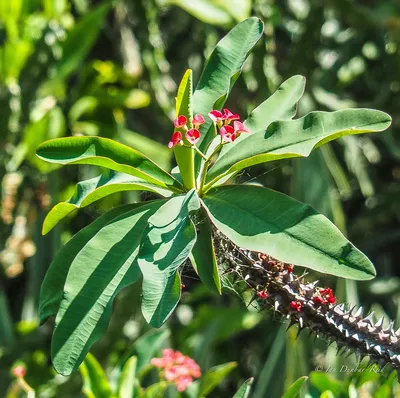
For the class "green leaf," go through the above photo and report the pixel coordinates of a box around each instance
[117,329,170,373]
[159,0,252,27]
[143,382,169,398]
[192,17,263,173]
[309,372,342,395]
[42,171,173,235]
[202,185,376,280]
[117,356,137,398]
[197,362,237,396]
[189,207,221,294]
[206,109,392,186]
[232,378,254,398]
[282,376,308,398]
[138,190,200,327]
[244,75,306,133]
[36,136,182,191]
[51,200,165,375]
[79,353,115,398]
[55,2,111,80]
[39,203,141,325]
[173,69,195,190]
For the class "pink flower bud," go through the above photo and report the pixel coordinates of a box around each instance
[192,114,205,128]
[233,121,250,134]
[220,125,237,143]
[168,132,183,148]
[12,365,26,378]
[174,115,187,128]
[223,108,240,123]
[185,128,200,145]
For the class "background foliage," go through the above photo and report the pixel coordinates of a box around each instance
[0,0,399,396]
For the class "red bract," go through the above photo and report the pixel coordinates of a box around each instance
[257,291,268,299]
[320,288,336,304]
[185,128,200,145]
[223,108,240,123]
[220,125,236,143]
[174,115,187,128]
[12,365,26,378]
[289,301,302,312]
[192,114,205,128]
[168,132,183,148]
[151,349,201,392]
[208,110,225,125]
[233,121,250,135]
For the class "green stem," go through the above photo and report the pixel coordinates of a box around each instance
[197,142,224,195]
[192,145,208,161]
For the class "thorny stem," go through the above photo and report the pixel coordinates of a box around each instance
[212,228,400,380]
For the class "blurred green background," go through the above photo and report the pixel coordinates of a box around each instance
[1,0,400,397]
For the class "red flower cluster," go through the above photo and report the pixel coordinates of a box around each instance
[289,301,302,312]
[168,115,205,148]
[257,290,268,299]
[209,108,250,143]
[151,349,201,392]
[313,287,336,305]
[168,108,250,148]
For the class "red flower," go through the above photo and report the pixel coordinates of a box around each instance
[209,110,224,121]
[181,283,185,289]
[192,114,205,129]
[185,128,200,145]
[313,296,326,305]
[289,301,302,312]
[11,365,26,378]
[168,132,183,148]
[320,288,336,304]
[233,121,250,135]
[174,115,187,129]
[223,108,240,123]
[257,291,268,299]
[151,349,201,392]
[220,125,237,143]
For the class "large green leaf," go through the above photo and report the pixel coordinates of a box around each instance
[51,200,165,375]
[79,353,115,398]
[42,171,173,235]
[216,75,306,163]
[206,109,392,186]
[138,190,200,327]
[189,207,221,294]
[54,2,111,80]
[36,136,182,191]
[39,203,141,325]
[202,185,376,280]
[244,75,306,133]
[192,17,263,172]
[173,69,195,190]
[232,378,254,398]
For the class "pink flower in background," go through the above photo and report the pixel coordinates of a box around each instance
[151,349,201,392]
[168,132,183,148]
[174,115,187,129]
[192,114,205,129]
[257,291,268,299]
[11,365,26,378]
[186,128,201,145]
[223,108,240,123]
[233,121,250,135]
[220,125,236,143]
